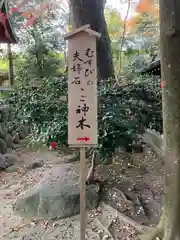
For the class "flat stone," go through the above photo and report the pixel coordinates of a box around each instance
[5,165,19,173]
[14,164,100,220]
[27,160,44,170]
[0,153,18,170]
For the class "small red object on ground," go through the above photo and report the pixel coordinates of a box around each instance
[50,141,57,149]
[160,81,165,89]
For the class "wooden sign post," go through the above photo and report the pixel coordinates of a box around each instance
[64,25,101,240]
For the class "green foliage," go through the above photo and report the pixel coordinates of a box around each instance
[4,2,162,162]
[6,76,68,146]
[5,74,162,161]
[0,59,9,71]
[98,77,162,158]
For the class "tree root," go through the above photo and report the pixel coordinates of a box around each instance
[94,217,115,240]
[86,150,97,185]
[138,216,164,240]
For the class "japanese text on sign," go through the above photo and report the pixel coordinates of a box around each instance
[68,31,98,146]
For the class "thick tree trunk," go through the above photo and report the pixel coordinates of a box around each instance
[69,0,114,79]
[160,0,180,239]
[141,1,180,239]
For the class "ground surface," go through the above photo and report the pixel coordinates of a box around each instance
[0,142,164,239]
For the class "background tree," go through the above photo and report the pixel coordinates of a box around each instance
[8,0,67,82]
[69,0,114,79]
[140,0,180,240]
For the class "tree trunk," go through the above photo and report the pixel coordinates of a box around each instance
[141,1,180,239]
[160,0,180,238]
[7,43,14,86]
[69,0,114,79]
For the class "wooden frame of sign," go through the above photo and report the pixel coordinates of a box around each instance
[64,24,100,148]
[64,25,101,240]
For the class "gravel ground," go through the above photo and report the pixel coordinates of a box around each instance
[0,146,141,240]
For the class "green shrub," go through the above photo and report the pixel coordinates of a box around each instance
[5,74,162,161]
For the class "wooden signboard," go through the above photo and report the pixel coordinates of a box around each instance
[64,24,100,147]
[64,25,101,240]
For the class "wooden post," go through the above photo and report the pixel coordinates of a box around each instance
[63,25,101,240]
[80,147,86,239]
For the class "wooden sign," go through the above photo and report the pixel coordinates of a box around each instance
[64,25,101,240]
[64,25,101,147]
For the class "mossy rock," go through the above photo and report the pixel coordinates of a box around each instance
[14,178,100,219]
[5,133,13,148]
[0,153,18,170]
[0,124,6,140]
[1,123,7,133]
[7,124,14,135]
[18,129,26,140]
[22,125,30,138]
[0,106,9,122]
[0,138,7,154]
[8,111,15,121]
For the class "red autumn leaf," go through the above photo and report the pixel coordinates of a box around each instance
[10,7,19,13]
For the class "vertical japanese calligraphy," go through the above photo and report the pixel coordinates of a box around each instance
[67,31,98,146]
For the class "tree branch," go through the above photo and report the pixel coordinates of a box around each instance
[118,0,131,72]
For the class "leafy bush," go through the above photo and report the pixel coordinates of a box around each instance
[5,74,162,160]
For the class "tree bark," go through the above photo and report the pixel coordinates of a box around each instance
[7,43,14,86]
[141,0,180,239]
[69,0,114,79]
[160,0,180,239]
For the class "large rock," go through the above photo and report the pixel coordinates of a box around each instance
[140,190,162,225]
[14,164,100,220]
[26,160,44,170]
[102,188,134,214]
[102,185,148,225]
[0,124,6,139]
[0,153,18,170]
[0,138,7,154]
[5,133,13,148]
[0,106,9,122]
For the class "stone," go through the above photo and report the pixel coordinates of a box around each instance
[118,180,135,193]
[102,188,134,214]
[0,124,6,139]
[0,138,7,154]
[63,154,79,163]
[5,165,19,173]
[140,190,162,225]
[23,125,30,137]
[0,153,18,170]
[18,129,26,140]
[27,160,44,170]
[8,110,15,121]
[5,133,13,148]
[14,164,100,220]
[0,106,9,122]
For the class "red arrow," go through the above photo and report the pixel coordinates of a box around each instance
[77,137,90,142]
